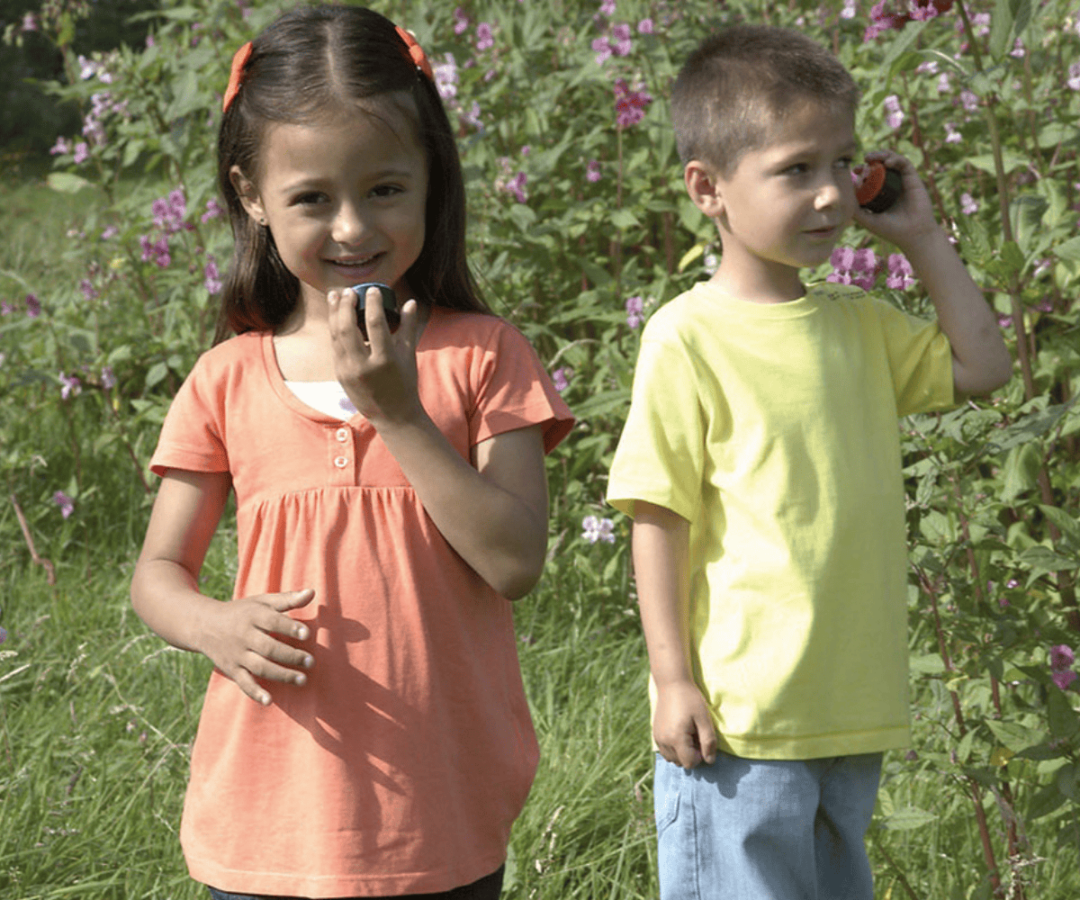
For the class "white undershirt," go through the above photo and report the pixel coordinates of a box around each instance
[284,380,358,420]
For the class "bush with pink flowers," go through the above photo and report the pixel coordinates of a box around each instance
[1,1,1079,897]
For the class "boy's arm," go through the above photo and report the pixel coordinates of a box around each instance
[854,151,1013,398]
[633,500,717,770]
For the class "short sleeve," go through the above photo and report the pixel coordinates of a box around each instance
[606,325,705,521]
[470,322,574,455]
[149,353,230,477]
[872,297,955,416]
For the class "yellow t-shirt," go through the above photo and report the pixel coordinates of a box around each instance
[607,282,953,759]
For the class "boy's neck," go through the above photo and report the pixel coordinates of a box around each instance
[707,259,806,305]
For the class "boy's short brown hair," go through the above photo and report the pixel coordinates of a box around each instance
[672,25,859,177]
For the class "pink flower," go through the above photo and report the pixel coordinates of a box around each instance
[1050,645,1075,670]
[884,95,904,130]
[599,0,616,15]
[204,258,223,294]
[586,160,602,183]
[59,373,82,400]
[50,136,71,156]
[960,192,979,215]
[73,143,90,164]
[101,366,117,390]
[552,367,572,393]
[611,22,633,56]
[476,22,494,52]
[1068,62,1080,91]
[453,7,470,35]
[944,122,961,144]
[626,295,645,328]
[25,294,42,317]
[582,515,616,544]
[53,491,74,519]
[1053,670,1078,690]
[614,79,651,129]
[201,198,223,223]
[828,246,879,291]
[591,37,614,65]
[434,54,459,102]
[505,171,528,203]
[638,18,654,34]
[886,254,915,290]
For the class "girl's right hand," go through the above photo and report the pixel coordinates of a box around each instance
[201,588,316,706]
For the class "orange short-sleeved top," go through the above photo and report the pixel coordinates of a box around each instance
[149,308,574,898]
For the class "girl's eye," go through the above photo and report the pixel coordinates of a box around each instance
[294,192,328,206]
[370,184,403,199]
[836,156,854,170]
[785,163,808,176]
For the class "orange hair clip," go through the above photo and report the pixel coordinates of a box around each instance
[222,41,253,113]
[395,25,434,82]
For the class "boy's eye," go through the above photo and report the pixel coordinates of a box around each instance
[785,163,808,175]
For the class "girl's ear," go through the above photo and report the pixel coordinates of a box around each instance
[229,165,267,224]
[684,160,724,219]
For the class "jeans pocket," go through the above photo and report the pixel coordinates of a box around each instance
[654,760,683,838]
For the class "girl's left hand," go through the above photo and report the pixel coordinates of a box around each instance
[327,286,425,426]
[852,150,939,249]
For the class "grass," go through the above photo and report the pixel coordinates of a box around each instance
[3,172,1079,900]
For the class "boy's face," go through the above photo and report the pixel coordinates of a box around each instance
[701,101,857,300]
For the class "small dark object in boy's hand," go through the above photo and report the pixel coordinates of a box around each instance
[351,283,401,339]
[856,160,903,213]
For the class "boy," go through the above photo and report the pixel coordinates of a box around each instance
[606,25,1012,900]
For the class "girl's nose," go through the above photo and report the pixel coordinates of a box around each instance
[332,202,367,244]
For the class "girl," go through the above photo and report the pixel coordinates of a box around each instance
[130,7,573,900]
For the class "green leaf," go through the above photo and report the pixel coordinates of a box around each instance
[985,719,1043,754]
[47,172,93,194]
[989,0,1032,61]
[610,208,639,230]
[880,806,937,831]
[145,362,169,390]
[1000,441,1042,501]
[910,654,946,675]
[1047,689,1080,740]
[1055,236,1080,262]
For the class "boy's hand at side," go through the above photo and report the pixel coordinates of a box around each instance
[200,589,316,706]
[654,678,718,769]
[633,501,717,770]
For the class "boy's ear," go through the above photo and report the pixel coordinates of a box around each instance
[229,165,266,223]
[684,160,724,219]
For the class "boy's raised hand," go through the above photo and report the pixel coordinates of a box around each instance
[852,151,939,249]
[201,588,316,706]
[654,679,719,769]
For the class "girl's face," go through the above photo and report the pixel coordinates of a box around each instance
[234,98,428,315]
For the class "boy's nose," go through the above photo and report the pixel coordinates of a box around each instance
[814,179,844,210]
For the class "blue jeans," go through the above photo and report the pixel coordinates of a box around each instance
[207,865,503,900]
[654,751,882,900]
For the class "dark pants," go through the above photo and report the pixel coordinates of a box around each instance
[208,865,504,900]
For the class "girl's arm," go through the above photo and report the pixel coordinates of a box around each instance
[633,500,717,770]
[854,151,1013,398]
[330,289,550,600]
[131,469,314,705]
